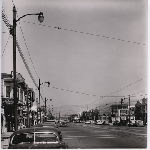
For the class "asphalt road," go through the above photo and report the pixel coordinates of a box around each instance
[60,122,147,149]
[1,122,147,149]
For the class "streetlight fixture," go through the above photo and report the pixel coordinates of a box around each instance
[38,79,50,123]
[12,5,44,131]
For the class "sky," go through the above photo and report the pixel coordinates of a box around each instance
[1,0,148,116]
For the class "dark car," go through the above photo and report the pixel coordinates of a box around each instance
[60,121,67,127]
[117,120,127,126]
[8,127,68,149]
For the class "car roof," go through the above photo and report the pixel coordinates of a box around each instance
[12,127,60,135]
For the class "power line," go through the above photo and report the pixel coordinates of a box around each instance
[1,35,10,58]
[51,76,147,101]
[16,38,38,88]
[94,89,147,108]
[2,8,12,29]
[17,20,40,79]
[92,76,148,104]
[22,20,146,46]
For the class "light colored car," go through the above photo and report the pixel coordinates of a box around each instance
[89,120,95,124]
[128,120,144,127]
[85,120,91,124]
[95,120,103,125]
[134,120,144,127]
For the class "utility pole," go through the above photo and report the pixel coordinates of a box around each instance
[45,98,47,121]
[129,95,130,123]
[36,98,38,124]
[38,79,50,123]
[39,79,41,123]
[13,6,18,131]
[11,6,44,130]
[27,90,29,128]
[59,111,60,120]
[121,98,123,109]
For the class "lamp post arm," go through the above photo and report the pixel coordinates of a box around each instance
[16,12,43,22]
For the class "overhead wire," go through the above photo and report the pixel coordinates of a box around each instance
[95,89,147,110]
[17,21,40,79]
[2,7,12,29]
[50,76,147,101]
[22,20,146,46]
[1,35,11,57]
[2,4,147,105]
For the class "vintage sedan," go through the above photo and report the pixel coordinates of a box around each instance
[60,121,67,127]
[95,120,103,125]
[8,127,68,149]
[85,120,91,124]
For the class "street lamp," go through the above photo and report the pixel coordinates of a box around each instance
[38,79,50,123]
[12,5,44,131]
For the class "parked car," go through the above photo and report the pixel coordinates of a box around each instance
[102,120,109,125]
[134,120,144,127]
[64,119,69,123]
[113,120,119,125]
[117,120,127,126]
[73,119,81,123]
[8,127,68,149]
[128,120,144,127]
[85,120,91,124]
[60,121,67,127]
[89,120,95,124]
[95,120,103,125]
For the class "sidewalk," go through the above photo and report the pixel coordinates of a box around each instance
[1,132,13,149]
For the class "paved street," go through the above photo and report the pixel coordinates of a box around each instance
[60,122,147,149]
[1,122,147,149]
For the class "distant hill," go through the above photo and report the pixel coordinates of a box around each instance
[52,100,137,117]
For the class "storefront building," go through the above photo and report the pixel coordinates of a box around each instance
[1,73,35,132]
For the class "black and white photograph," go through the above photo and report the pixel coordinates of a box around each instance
[1,0,148,149]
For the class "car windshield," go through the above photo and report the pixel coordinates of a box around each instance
[35,132,58,143]
[12,132,34,144]
[12,132,59,144]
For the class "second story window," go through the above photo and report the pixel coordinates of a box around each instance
[6,86,10,98]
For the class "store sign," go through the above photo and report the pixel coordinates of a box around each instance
[2,98,14,105]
